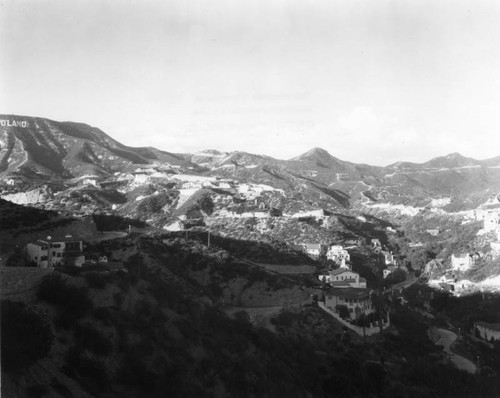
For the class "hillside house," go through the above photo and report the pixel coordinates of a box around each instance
[344,238,361,247]
[326,245,350,268]
[424,259,443,275]
[328,269,367,288]
[475,322,500,342]
[381,251,397,266]
[451,253,473,272]
[295,243,327,260]
[408,242,424,248]
[484,211,500,232]
[325,288,374,321]
[383,265,398,279]
[26,235,85,267]
[426,229,440,236]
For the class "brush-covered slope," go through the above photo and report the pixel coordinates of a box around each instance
[0,115,199,179]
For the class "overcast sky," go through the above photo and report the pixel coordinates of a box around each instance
[2,0,500,165]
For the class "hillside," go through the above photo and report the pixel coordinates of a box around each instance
[4,233,500,397]
[0,115,200,179]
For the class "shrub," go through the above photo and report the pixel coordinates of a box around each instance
[84,272,109,290]
[74,323,113,356]
[1,301,54,372]
[38,274,93,329]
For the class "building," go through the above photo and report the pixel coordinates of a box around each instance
[26,235,84,267]
[426,229,440,236]
[484,211,500,232]
[324,288,374,321]
[424,259,443,275]
[475,322,500,342]
[451,253,473,272]
[295,243,328,260]
[381,250,397,266]
[328,269,367,288]
[383,265,398,279]
[326,245,350,268]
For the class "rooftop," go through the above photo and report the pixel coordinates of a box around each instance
[326,287,371,300]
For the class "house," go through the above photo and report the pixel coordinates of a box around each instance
[383,265,398,279]
[326,245,350,268]
[344,238,361,246]
[439,273,455,284]
[324,288,374,321]
[26,235,85,267]
[408,242,424,248]
[424,259,443,275]
[426,229,440,236]
[381,250,397,266]
[475,322,500,342]
[329,269,366,288]
[484,211,500,232]
[295,243,327,260]
[451,253,473,272]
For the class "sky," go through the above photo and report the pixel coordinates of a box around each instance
[2,0,500,166]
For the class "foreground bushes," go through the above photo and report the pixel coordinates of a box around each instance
[37,274,93,329]
[1,300,54,372]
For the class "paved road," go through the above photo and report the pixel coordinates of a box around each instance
[436,328,477,373]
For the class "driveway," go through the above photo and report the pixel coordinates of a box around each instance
[436,328,477,373]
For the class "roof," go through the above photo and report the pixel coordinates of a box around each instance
[326,287,372,300]
[475,321,500,332]
[329,281,351,288]
[45,235,83,243]
[330,269,357,276]
[303,243,324,250]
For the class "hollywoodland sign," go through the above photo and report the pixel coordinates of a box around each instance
[0,119,29,128]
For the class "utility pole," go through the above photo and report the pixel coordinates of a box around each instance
[207,229,211,248]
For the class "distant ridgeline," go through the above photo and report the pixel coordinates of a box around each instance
[0,118,29,128]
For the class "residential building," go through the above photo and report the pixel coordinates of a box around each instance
[451,253,473,272]
[475,322,500,342]
[424,259,443,275]
[383,265,398,279]
[26,235,84,267]
[426,229,440,236]
[329,269,367,288]
[295,243,327,260]
[381,250,397,266]
[484,211,500,232]
[326,245,350,268]
[324,288,374,321]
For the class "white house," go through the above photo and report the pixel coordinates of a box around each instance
[426,229,440,236]
[295,243,327,260]
[329,269,367,288]
[326,245,350,268]
[324,288,374,321]
[451,253,473,272]
[475,322,500,342]
[484,211,500,232]
[381,251,397,266]
[26,235,84,267]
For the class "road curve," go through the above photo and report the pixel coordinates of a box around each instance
[436,328,477,374]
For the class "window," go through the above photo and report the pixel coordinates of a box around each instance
[57,253,61,257]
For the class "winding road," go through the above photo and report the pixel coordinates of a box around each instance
[435,328,477,373]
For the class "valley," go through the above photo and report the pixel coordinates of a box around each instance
[2,115,500,397]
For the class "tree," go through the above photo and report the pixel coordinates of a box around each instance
[1,301,54,372]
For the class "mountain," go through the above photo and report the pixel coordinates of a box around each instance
[0,115,200,179]
[2,114,500,216]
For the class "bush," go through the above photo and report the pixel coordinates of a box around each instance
[84,272,109,290]
[1,301,54,372]
[74,323,113,356]
[38,274,93,329]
